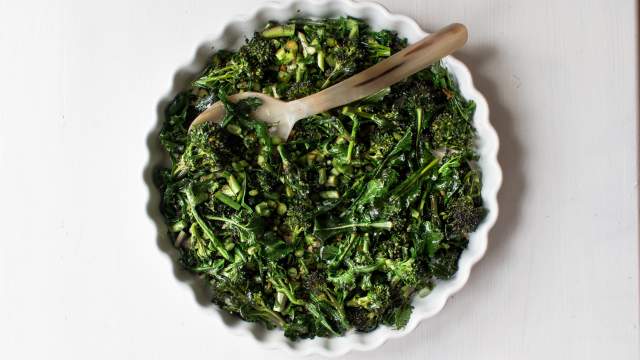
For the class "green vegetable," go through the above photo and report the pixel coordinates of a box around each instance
[157,17,485,340]
[262,24,296,38]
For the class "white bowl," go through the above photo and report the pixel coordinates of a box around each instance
[158,0,502,356]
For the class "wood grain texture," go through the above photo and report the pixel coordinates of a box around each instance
[0,0,637,359]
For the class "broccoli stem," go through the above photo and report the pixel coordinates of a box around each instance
[317,49,326,71]
[415,107,423,160]
[320,190,340,199]
[416,107,423,137]
[318,168,327,184]
[342,107,360,164]
[261,24,295,38]
[391,157,439,199]
[276,144,290,169]
[184,186,231,261]
[419,189,429,215]
[239,174,252,212]
[256,305,287,328]
[332,232,358,266]
[346,118,359,164]
[297,32,316,57]
[227,174,242,194]
[272,283,304,306]
[295,63,306,82]
[319,221,393,231]
[190,262,225,273]
[347,19,359,39]
[305,301,339,336]
[207,216,249,231]
[214,191,241,210]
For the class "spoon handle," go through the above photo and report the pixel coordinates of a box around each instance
[288,23,468,120]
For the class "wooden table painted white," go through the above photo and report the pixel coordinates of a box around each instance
[0,0,637,359]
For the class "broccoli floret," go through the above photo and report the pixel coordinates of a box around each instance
[322,39,367,88]
[345,283,393,331]
[375,233,409,260]
[445,196,486,237]
[159,92,191,160]
[367,131,396,163]
[193,35,275,90]
[347,284,390,310]
[365,36,391,58]
[383,258,418,287]
[303,270,326,293]
[346,307,379,332]
[237,34,275,72]
[285,80,315,99]
[289,116,345,144]
[284,196,313,244]
[430,111,475,150]
[430,248,462,280]
[191,51,241,89]
[246,166,280,199]
[174,122,238,174]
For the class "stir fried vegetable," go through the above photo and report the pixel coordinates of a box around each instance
[157,17,486,339]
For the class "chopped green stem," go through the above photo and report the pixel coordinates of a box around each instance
[276,144,290,169]
[190,262,224,272]
[346,117,359,164]
[239,174,252,212]
[214,191,241,210]
[419,189,429,215]
[415,107,423,157]
[320,190,340,199]
[207,216,249,231]
[318,168,327,184]
[317,50,325,70]
[261,24,295,38]
[227,174,242,194]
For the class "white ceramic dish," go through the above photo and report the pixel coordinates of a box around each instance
[156,0,502,356]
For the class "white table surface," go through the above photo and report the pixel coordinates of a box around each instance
[0,0,638,359]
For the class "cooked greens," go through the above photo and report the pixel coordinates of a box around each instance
[157,17,485,339]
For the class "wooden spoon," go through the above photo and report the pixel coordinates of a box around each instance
[189,23,468,139]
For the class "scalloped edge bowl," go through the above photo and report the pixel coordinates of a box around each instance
[157,0,502,356]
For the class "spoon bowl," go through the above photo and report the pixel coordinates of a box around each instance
[190,92,301,139]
